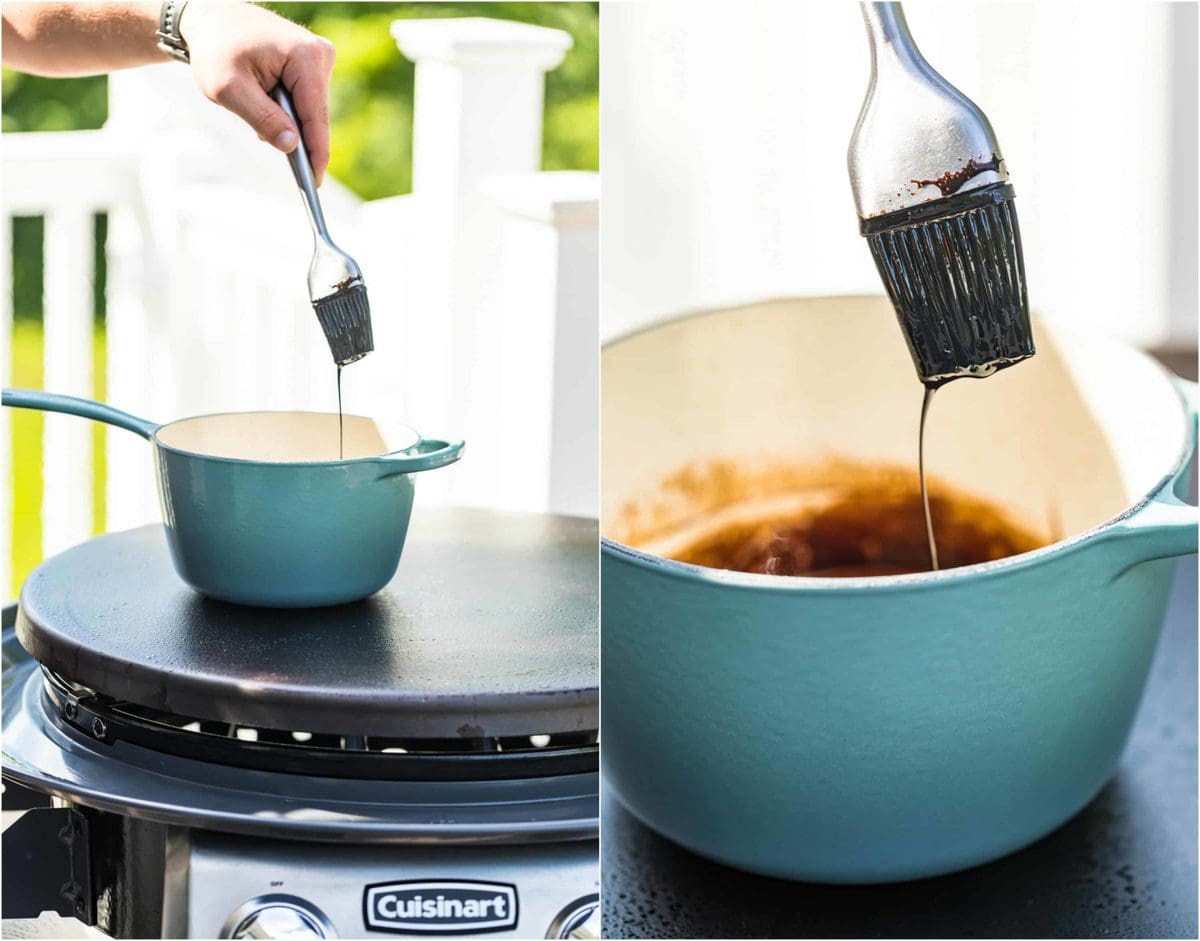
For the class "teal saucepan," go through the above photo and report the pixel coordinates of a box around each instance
[601,295,1197,883]
[3,389,464,608]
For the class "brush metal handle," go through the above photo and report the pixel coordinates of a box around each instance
[271,84,331,241]
[860,2,921,71]
[849,2,1005,219]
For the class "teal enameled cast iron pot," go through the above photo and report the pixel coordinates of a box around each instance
[601,296,1198,883]
[3,389,464,608]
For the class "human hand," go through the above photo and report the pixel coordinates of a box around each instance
[181,2,335,184]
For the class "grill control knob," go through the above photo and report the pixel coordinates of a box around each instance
[224,895,336,939]
[546,894,600,939]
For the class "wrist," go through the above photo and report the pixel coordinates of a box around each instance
[178,0,248,45]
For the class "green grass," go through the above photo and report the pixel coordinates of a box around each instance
[10,321,107,598]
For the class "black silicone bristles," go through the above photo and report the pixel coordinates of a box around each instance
[861,182,1034,387]
[313,283,374,366]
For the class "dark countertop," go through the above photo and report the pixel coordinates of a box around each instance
[602,558,1198,939]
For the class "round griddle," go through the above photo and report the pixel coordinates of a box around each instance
[15,508,597,739]
[3,625,598,842]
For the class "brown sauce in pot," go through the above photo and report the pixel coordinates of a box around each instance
[671,483,1044,577]
[615,459,1048,578]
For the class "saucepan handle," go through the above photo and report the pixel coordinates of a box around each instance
[375,438,466,478]
[2,388,159,439]
[1102,377,1198,568]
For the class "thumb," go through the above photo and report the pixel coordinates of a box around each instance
[213,76,298,152]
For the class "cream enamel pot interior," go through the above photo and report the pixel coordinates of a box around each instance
[601,295,1197,883]
[4,390,464,608]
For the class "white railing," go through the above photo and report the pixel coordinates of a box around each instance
[2,17,598,591]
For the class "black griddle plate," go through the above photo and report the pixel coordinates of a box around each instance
[16,508,597,739]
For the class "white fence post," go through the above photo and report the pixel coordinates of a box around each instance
[104,203,160,531]
[41,208,95,556]
[3,131,137,583]
[390,17,572,510]
[104,68,192,532]
[485,172,598,517]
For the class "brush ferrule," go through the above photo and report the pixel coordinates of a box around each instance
[861,181,1015,234]
[312,283,374,366]
[862,182,1034,386]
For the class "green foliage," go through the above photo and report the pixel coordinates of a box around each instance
[1,70,107,132]
[10,216,43,321]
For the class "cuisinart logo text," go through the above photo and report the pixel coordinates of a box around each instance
[363,880,519,934]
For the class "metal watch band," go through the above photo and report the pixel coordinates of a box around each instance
[156,0,191,63]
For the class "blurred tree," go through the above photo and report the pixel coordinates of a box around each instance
[0,69,108,133]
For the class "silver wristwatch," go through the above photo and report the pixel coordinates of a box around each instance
[156,0,191,63]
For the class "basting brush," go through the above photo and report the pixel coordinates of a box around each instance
[848,2,1034,387]
[272,84,374,366]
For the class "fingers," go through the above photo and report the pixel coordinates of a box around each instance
[283,39,336,185]
[289,76,331,185]
[189,9,336,183]
[211,73,298,154]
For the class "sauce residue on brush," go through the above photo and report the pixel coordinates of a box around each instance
[912,154,1003,197]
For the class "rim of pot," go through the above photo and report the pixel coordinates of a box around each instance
[151,409,423,468]
[600,303,1195,593]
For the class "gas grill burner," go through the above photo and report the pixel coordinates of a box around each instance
[40,666,598,780]
[3,507,599,939]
